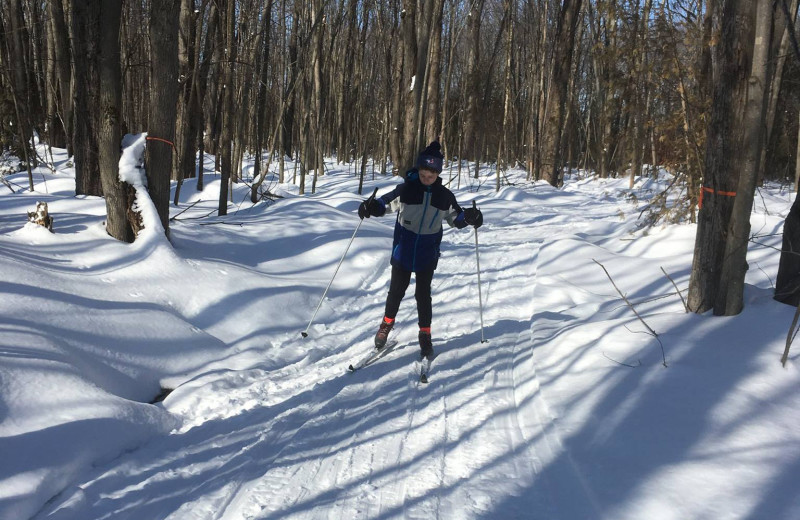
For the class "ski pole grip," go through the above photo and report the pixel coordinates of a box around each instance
[359,187,379,221]
[472,200,477,210]
[367,187,379,204]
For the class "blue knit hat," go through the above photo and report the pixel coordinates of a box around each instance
[416,141,444,173]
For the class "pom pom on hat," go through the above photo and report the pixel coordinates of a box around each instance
[416,140,444,173]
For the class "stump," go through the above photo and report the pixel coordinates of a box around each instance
[27,201,54,232]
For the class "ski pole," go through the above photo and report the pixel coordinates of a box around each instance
[302,187,378,338]
[473,200,487,343]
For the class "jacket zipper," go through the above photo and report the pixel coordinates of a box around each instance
[412,188,431,270]
[429,209,439,230]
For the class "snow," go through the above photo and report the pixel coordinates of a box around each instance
[1,142,799,520]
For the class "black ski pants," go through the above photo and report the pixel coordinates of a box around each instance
[384,264,435,328]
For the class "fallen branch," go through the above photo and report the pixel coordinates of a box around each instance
[1,175,14,193]
[594,258,668,367]
[782,303,800,367]
[198,221,245,227]
[169,199,204,221]
[661,266,688,312]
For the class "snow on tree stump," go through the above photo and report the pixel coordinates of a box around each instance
[27,201,54,232]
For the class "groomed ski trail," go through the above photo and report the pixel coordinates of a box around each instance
[36,182,625,520]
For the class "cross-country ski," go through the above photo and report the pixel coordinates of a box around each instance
[347,340,399,372]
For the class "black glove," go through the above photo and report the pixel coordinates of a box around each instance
[358,197,384,219]
[463,207,483,228]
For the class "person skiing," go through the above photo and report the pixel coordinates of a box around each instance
[358,140,483,360]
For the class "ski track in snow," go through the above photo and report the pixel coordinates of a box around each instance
[36,181,628,520]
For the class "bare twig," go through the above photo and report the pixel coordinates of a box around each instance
[603,352,642,368]
[782,303,800,367]
[173,206,220,221]
[198,221,246,226]
[594,259,668,367]
[748,238,800,258]
[661,266,688,312]
[754,186,770,216]
[169,199,204,221]
[1,175,14,193]
[753,262,775,289]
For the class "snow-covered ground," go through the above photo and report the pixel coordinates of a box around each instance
[1,142,799,520]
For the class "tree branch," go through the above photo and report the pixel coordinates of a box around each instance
[594,258,668,367]
[661,266,688,312]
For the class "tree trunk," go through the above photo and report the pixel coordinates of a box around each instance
[173,0,196,205]
[797,109,800,190]
[252,0,274,196]
[541,0,583,187]
[400,0,420,172]
[629,0,652,189]
[687,0,756,314]
[217,0,235,215]
[48,0,73,151]
[463,0,485,167]
[71,0,102,196]
[388,6,403,174]
[498,0,516,186]
[45,12,60,151]
[424,0,445,141]
[440,0,459,161]
[283,0,300,159]
[758,0,798,184]
[98,0,134,242]
[147,0,180,233]
[714,0,772,315]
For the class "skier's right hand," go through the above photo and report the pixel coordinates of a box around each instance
[463,207,483,228]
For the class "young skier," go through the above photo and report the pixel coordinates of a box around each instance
[358,140,483,360]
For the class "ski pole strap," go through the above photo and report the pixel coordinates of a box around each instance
[698,186,736,209]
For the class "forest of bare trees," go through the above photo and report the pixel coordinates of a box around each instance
[0,0,799,315]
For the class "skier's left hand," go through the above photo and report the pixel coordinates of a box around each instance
[463,207,483,228]
[358,197,385,219]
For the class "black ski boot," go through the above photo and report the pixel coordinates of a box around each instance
[418,330,434,360]
[374,319,394,349]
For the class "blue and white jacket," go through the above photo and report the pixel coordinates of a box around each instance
[373,169,468,272]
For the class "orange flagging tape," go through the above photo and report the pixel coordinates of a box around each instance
[145,136,176,150]
[698,186,736,209]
